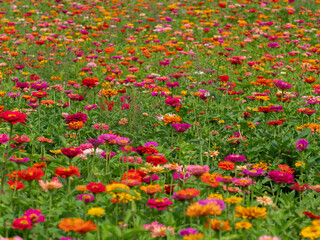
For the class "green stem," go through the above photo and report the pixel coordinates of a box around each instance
[0,125,14,195]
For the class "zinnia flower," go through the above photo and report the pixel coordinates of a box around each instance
[146,198,173,211]
[295,139,308,151]
[172,123,192,132]
[234,205,267,219]
[186,165,209,176]
[0,111,27,125]
[268,171,294,184]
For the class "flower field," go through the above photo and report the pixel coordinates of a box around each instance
[1,0,320,239]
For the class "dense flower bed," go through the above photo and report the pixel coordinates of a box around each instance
[0,0,320,239]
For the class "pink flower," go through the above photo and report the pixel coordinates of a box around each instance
[146,198,173,211]
[232,177,254,187]
[186,165,210,176]
[268,171,294,184]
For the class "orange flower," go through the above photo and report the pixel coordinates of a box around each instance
[140,184,162,195]
[104,47,115,54]
[205,218,231,230]
[58,218,97,233]
[68,121,84,130]
[200,172,222,187]
[218,161,235,171]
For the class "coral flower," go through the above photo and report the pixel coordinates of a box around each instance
[200,172,222,187]
[0,111,27,125]
[171,188,200,201]
[54,166,80,178]
[39,178,63,191]
[234,205,268,219]
[58,218,98,233]
[218,161,235,171]
[146,198,173,211]
[18,167,44,181]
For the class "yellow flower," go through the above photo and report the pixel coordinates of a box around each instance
[301,225,320,240]
[112,191,141,203]
[186,201,222,217]
[235,221,252,229]
[0,91,6,97]
[183,233,204,240]
[106,183,129,194]
[208,193,223,200]
[225,196,243,204]
[218,120,225,124]
[295,161,306,167]
[50,149,62,155]
[88,207,105,217]
[181,90,187,96]
[102,88,118,98]
[234,205,267,219]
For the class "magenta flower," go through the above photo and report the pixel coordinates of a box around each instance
[0,134,9,144]
[84,104,97,111]
[9,156,30,163]
[268,171,294,184]
[295,139,308,151]
[146,198,173,211]
[23,209,45,224]
[224,154,246,162]
[179,228,199,236]
[173,171,190,181]
[87,138,104,146]
[172,123,192,132]
[76,194,95,203]
[275,80,291,90]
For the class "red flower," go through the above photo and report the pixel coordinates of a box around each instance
[218,75,229,82]
[55,166,80,178]
[146,155,167,166]
[31,90,48,98]
[86,182,106,194]
[66,113,88,124]
[12,216,32,230]
[303,211,320,219]
[7,180,24,190]
[81,77,99,88]
[18,167,44,181]
[61,147,82,158]
[0,111,27,125]
[136,146,159,155]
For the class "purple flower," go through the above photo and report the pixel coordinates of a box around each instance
[0,134,9,144]
[98,134,117,143]
[295,139,308,151]
[86,138,104,146]
[172,123,192,133]
[76,194,95,203]
[224,154,246,162]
